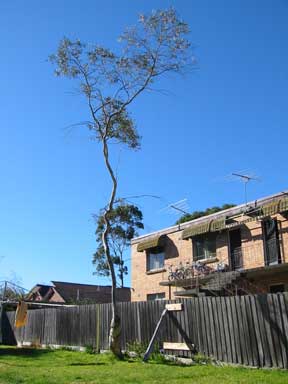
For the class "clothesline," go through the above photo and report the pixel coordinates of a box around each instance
[0,300,76,308]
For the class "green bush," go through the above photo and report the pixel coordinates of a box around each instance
[125,341,168,363]
[85,344,96,354]
[193,353,212,365]
[126,341,148,355]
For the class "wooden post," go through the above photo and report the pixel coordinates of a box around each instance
[143,308,168,362]
[165,303,183,311]
[143,303,185,362]
[96,304,100,353]
[0,303,3,344]
[2,281,7,301]
[143,302,196,361]
[168,312,196,353]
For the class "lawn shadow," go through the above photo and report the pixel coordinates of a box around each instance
[68,362,106,366]
[0,347,51,358]
[123,355,194,367]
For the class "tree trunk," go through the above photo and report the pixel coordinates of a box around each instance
[108,281,122,356]
[120,255,124,288]
[101,138,122,357]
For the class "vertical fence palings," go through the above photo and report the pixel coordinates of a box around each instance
[1,293,288,368]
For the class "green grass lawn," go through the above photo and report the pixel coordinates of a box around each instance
[0,346,287,384]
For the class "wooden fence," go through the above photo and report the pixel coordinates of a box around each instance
[1,294,288,368]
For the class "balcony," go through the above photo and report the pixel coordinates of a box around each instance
[160,241,282,294]
[230,240,281,270]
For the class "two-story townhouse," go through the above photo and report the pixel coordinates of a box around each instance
[131,191,288,301]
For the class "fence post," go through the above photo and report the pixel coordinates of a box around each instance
[96,304,100,352]
[0,303,3,344]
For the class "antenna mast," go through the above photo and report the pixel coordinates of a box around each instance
[231,172,259,205]
[160,199,190,216]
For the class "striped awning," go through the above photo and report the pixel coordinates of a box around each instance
[261,198,288,216]
[210,217,226,232]
[137,235,166,252]
[279,198,288,213]
[180,197,288,241]
[182,215,228,239]
[261,201,280,216]
[182,221,212,240]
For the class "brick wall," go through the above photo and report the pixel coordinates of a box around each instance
[131,213,288,302]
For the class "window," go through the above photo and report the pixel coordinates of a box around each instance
[147,292,165,301]
[229,229,242,270]
[270,284,285,293]
[193,233,216,261]
[263,219,281,266]
[147,247,165,271]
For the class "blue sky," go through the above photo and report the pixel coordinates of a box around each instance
[1,0,288,290]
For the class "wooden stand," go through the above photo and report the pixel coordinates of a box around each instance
[143,303,195,362]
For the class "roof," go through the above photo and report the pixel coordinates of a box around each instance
[27,284,55,301]
[131,190,288,244]
[51,281,131,304]
[27,282,131,304]
[35,284,53,298]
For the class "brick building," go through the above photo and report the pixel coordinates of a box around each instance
[131,191,288,301]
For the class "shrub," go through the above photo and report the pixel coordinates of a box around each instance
[85,344,96,354]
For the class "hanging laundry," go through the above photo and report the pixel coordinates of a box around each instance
[15,301,28,328]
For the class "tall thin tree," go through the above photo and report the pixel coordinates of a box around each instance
[50,8,194,356]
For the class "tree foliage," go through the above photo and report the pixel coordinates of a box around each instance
[93,204,143,287]
[49,8,193,151]
[176,204,236,225]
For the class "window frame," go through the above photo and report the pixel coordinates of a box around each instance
[146,246,165,272]
[147,292,166,301]
[192,232,217,261]
[262,218,281,266]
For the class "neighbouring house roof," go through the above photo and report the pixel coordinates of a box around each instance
[27,284,56,302]
[51,281,131,304]
[132,190,288,245]
[33,284,52,298]
[27,281,131,304]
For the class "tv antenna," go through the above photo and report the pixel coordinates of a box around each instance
[231,172,260,205]
[159,198,190,216]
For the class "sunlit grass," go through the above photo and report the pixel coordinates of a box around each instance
[0,346,287,384]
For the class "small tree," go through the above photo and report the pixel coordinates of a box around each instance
[176,204,236,224]
[50,8,194,356]
[93,203,144,288]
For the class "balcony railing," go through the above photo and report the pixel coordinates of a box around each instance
[230,241,281,270]
[165,241,282,285]
[193,252,217,262]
